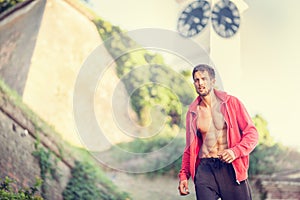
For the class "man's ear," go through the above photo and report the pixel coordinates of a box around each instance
[212,78,216,85]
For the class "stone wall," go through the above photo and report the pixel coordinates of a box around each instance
[255,171,300,200]
[0,86,74,199]
[0,1,128,197]
[22,0,131,150]
[22,0,103,147]
[0,0,46,96]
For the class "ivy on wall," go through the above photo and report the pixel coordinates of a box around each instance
[32,141,60,199]
[33,140,130,199]
[0,176,43,199]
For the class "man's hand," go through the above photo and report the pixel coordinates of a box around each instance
[218,149,236,163]
[178,180,190,196]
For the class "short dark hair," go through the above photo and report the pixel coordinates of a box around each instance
[192,64,215,80]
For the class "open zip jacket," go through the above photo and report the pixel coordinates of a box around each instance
[178,89,259,183]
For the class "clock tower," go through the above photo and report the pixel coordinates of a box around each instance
[176,0,248,94]
[210,0,248,94]
[176,0,211,54]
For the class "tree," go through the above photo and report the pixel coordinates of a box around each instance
[249,114,300,177]
[252,114,274,146]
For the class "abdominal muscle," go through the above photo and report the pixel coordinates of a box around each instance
[199,128,228,158]
[197,104,228,158]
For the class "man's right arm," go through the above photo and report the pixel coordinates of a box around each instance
[178,112,192,195]
[178,111,192,180]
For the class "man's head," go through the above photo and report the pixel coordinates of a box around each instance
[192,64,215,80]
[192,64,216,97]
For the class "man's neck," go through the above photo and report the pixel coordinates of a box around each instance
[200,89,216,108]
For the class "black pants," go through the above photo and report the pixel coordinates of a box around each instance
[194,158,252,200]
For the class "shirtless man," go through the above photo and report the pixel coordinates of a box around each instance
[178,64,258,200]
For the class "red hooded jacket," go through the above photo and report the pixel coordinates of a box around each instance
[178,89,259,183]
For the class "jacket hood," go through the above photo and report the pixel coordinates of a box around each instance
[214,89,230,102]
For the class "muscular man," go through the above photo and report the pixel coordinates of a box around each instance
[178,64,258,200]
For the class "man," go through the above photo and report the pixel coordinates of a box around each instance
[178,64,258,200]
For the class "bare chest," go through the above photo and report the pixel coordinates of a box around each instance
[196,104,226,133]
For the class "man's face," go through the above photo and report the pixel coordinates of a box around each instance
[193,70,215,97]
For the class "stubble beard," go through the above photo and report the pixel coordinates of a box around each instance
[198,87,213,97]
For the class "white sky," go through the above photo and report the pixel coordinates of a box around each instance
[90,0,300,150]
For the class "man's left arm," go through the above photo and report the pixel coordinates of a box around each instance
[231,98,259,158]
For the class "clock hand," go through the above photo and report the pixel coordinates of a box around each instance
[188,16,200,25]
[221,16,232,25]
[193,17,200,24]
[224,16,232,24]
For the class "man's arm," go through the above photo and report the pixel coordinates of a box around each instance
[230,98,259,158]
[178,112,192,195]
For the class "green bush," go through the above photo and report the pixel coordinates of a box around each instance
[63,161,102,200]
[0,177,43,200]
[63,161,130,200]
[249,114,300,177]
[249,143,300,177]
[115,133,185,178]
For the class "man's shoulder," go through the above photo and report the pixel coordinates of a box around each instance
[225,94,246,110]
[215,90,242,105]
[226,94,241,103]
[215,89,236,102]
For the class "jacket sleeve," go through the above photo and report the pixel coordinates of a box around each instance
[230,98,259,158]
[178,111,191,181]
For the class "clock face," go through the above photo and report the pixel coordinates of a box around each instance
[211,0,240,38]
[177,0,211,38]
